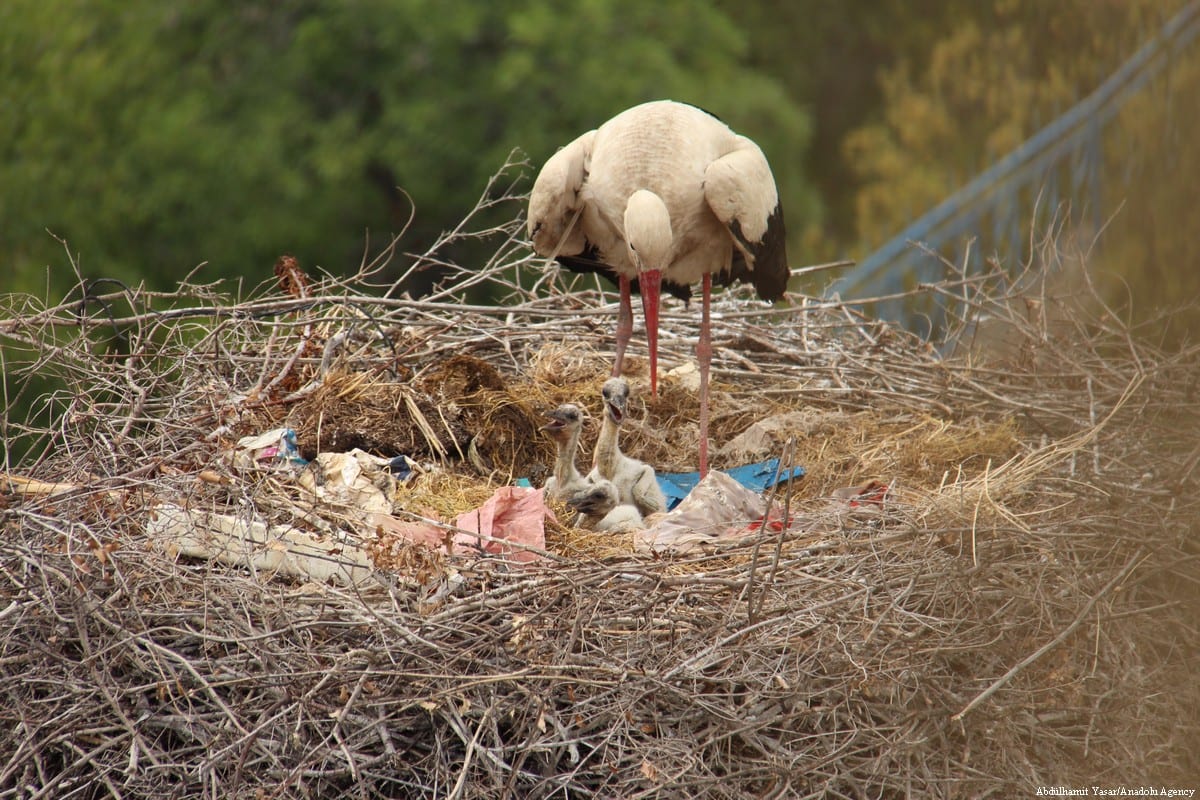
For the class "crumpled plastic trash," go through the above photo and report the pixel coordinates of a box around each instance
[665,361,701,392]
[831,480,889,507]
[657,458,805,510]
[452,486,552,563]
[151,503,373,586]
[636,471,768,553]
[767,479,892,535]
[388,455,418,481]
[297,449,400,516]
[716,409,844,463]
[232,427,306,469]
[827,480,890,520]
[372,486,553,564]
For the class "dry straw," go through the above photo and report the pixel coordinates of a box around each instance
[1,170,1197,797]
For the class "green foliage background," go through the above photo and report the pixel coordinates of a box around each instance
[1,0,1196,421]
[0,0,816,298]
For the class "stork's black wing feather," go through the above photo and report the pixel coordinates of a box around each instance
[555,247,693,303]
[725,201,788,302]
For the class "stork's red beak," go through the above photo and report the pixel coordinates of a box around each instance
[640,269,661,395]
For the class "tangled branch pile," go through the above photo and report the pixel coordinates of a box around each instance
[1,183,1197,798]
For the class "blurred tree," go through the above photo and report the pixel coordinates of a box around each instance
[0,0,816,299]
[839,0,1199,338]
[1,0,822,465]
[714,0,979,258]
[1098,29,1200,341]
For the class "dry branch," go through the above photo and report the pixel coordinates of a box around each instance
[0,184,1197,798]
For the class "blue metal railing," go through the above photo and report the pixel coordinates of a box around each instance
[837,1,1200,336]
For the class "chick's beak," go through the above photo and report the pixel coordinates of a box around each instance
[540,410,566,433]
[605,393,627,425]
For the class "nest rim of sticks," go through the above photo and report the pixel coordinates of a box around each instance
[1,180,1198,798]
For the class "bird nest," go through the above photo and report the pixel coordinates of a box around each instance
[1,188,1197,798]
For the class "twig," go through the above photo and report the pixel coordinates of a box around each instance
[951,549,1146,721]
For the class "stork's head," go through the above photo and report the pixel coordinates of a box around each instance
[623,190,673,272]
[623,190,672,395]
[600,377,630,425]
[541,404,583,441]
[566,480,619,517]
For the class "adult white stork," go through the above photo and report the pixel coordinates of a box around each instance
[528,99,788,477]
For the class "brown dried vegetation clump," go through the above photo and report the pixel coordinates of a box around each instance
[0,185,1197,798]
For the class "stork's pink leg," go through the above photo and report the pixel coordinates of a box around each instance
[612,274,633,378]
[697,273,712,478]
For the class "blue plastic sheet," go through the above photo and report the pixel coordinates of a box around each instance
[657,459,805,510]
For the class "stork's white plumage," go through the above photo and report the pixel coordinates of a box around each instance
[529,100,788,477]
[587,378,667,518]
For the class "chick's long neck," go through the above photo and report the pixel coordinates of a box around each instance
[592,413,620,479]
[554,428,584,489]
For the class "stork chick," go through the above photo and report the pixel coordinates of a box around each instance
[588,377,667,517]
[566,481,645,533]
[541,404,589,501]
